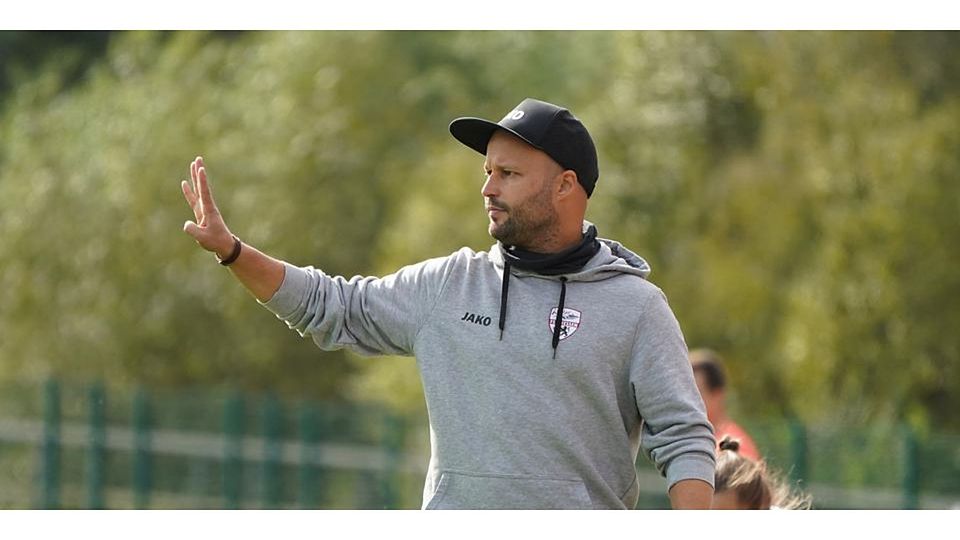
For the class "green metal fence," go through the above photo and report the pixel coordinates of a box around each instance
[0,379,425,509]
[734,418,960,509]
[1,379,958,509]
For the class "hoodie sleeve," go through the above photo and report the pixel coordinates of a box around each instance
[629,286,716,491]
[257,252,460,356]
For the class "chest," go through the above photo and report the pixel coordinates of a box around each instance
[421,271,642,376]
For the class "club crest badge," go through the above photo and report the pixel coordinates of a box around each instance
[547,307,582,341]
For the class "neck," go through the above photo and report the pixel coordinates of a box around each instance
[523,221,584,254]
[500,222,599,276]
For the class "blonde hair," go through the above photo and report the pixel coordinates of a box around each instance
[715,436,812,509]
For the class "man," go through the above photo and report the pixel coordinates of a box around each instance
[181,98,715,509]
[689,348,760,460]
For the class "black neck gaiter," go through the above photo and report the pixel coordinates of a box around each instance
[496,224,601,358]
[499,223,601,276]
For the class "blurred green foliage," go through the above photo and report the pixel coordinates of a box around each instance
[1,31,958,431]
[0,31,112,108]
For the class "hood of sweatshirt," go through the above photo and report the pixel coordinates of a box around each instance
[488,222,652,283]
[487,221,652,357]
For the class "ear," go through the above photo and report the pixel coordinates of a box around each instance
[555,170,580,198]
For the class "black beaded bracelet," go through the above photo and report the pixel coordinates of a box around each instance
[217,235,242,266]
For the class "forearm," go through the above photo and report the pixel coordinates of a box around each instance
[220,239,286,302]
[668,479,713,509]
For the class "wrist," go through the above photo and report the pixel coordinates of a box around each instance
[216,235,242,266]
[210,232,235,257]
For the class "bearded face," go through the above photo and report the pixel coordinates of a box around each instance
[482,131,563,250]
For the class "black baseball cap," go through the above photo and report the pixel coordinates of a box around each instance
[449,98,600,197]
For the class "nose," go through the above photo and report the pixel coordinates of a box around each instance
[481,172,499,199]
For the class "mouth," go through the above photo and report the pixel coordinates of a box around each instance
[486,207,505,218]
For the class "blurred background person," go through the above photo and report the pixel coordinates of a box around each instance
[712,436,812,510]
[690,348,760,460]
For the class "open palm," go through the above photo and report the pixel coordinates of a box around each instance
[181,156,234,256]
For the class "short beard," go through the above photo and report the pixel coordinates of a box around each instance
[489,180,558,250]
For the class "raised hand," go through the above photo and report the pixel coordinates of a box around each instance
[181,156,235,257]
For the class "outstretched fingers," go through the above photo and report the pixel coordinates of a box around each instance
[190,157,199,195]
[181,180,201,222]
[182,156,231,252]
[197,164,219,217]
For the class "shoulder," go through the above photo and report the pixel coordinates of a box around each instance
[402,247,483,271]
[451,246,485,261]
[442,246,496,271]
[603,271,670,306]
[393,247,493,283]
[622,279,682,334]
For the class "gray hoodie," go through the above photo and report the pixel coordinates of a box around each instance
[260,235,716,509]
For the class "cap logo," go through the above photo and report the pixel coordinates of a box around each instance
[503,109,525,121]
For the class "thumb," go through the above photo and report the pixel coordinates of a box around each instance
[183,220,201,239]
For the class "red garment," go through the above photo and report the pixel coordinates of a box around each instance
[714,420,760,460]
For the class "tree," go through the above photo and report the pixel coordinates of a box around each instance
[2,30,959,431]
